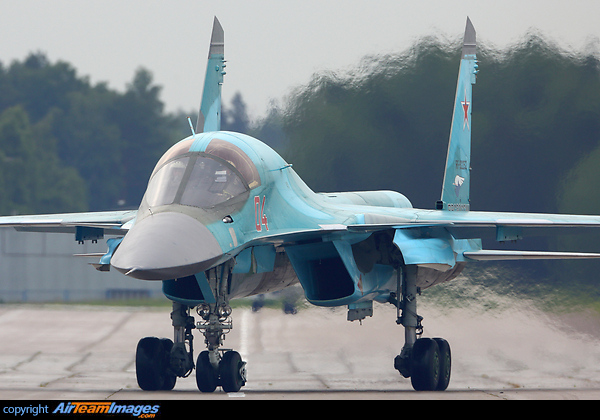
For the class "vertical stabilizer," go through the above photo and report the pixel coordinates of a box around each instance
[438,17,478,211]
[196,17,226,133]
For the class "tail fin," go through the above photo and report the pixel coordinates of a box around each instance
[196,17,226,133]
[437,17,478,211]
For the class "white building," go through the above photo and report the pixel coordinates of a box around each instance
[0,228,163,302]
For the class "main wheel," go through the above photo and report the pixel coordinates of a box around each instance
[220,351,246,393]
[410,338,440,391]
[196,351,218,393]
[136,337,177,391]
[434,338,451,391]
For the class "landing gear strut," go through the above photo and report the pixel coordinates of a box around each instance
[391,265,452,391]
[135,263,247,393]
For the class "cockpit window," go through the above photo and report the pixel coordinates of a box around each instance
[145,155,249,209]
[145,157,189,207]
[180,157,247,208]
[205,139,261,189]
[145,138,261,210]
[150,138,194,178]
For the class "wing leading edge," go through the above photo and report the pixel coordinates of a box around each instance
[0,210,136,237]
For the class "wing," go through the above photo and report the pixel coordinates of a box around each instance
[0,210,136,239]
[341,208,600,263]
[348,209,600,232]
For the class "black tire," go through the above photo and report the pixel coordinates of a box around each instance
[410,338,440,391]
[136,337,176,391]
[196,351,218,393]
[159,338,177,390]
[433,338,451,391]
[220,351,246,393]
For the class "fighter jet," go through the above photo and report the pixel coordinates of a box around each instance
[2,17,600,392]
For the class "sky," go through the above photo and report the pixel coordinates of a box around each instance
[2,1,600,120]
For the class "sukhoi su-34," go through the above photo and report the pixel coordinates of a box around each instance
[2,17,600,392]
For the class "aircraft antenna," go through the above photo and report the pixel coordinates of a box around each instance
[188,117,198,140]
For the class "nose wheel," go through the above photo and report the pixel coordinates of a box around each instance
[218,350,247,393]
[195,351,218,392]
[195,349,247,393]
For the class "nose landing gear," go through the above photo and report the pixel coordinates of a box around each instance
[135,300,247,393]
[194,302,247,393]
[135,263,246,393]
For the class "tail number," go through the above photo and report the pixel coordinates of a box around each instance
[255,196,269,232]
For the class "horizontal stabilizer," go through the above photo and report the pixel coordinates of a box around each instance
[464,250,600,261]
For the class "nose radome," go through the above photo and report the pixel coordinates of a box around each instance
[111,212,223,280]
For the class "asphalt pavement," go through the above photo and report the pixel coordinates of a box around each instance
[1,301,600,400]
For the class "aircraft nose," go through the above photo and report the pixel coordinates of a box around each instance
[111,212,223,280]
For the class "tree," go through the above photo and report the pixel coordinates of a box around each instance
[2,53,86,122]
[222,92,250,134]
[51,86,124,210]
[0,106,87,214]
[109,67,176,208]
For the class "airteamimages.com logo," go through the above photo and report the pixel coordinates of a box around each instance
[3,402,161,418]
[53,402,160,417]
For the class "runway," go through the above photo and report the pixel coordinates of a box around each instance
[1,298,600,400]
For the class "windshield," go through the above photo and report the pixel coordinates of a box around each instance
[145,157,189,207]
[145,155,249,209]
[180,157,247,208]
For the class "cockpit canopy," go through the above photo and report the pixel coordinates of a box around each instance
[145,138,261,209]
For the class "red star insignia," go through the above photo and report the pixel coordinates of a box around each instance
[461,89,470,129]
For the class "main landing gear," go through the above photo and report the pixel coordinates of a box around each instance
[390,265,452,391]
[135,264,246,393]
